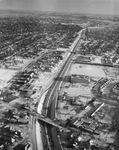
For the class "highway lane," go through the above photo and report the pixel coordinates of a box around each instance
[31,28,85,150]
[44,29,84,150]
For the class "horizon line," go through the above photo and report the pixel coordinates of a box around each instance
[0,8,119,17]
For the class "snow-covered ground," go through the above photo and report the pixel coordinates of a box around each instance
[69,64,106,77]
[0,69,18,89]
[91,56,102,64]
[0,57,33,89]
[0,69,17,82]
[15,57,33,68]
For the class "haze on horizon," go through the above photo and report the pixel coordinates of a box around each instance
[0,0,119,16]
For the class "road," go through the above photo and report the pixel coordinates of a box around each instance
[73,61,119,68]
[40,29,85,150]
[30,28,85,150]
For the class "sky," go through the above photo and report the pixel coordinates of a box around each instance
[0,0,119,15]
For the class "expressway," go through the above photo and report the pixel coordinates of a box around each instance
[40,29,85,150]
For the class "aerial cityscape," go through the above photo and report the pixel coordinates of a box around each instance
[0,1,119,150]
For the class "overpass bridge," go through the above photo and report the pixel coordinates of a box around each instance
[29,110,69,132]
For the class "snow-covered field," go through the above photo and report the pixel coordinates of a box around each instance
[69,64,106,77]
[0,69,18,89]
